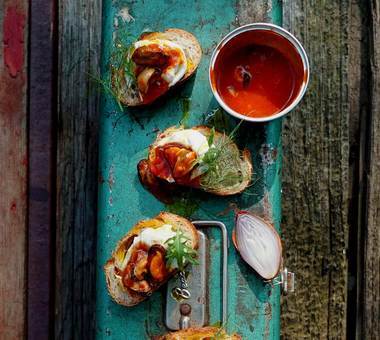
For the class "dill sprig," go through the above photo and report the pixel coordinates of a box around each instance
[198,121,250,191]
[90,21,138,110]
[165,229,199,271]
[88,72,124,111]
[109,28,137,108]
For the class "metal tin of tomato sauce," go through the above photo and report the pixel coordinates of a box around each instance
[209,23,310,122]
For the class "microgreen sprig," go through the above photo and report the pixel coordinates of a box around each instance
[165,229,199,272]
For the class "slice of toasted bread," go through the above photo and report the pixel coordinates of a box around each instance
[117,28,202,107]
[139,126,252,198]
[155,326,242,340]
[104,212,199,307]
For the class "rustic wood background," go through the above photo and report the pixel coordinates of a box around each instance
[0,1,28,339]
[55,0,101,339]
[281,1,379,339]
[0,0,379,339]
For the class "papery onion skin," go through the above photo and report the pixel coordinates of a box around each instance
[235,211,282,280]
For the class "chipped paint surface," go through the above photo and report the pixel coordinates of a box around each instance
[118,7,134,23]
[96,1,282,339]
[0,2,28,339]
[261,144,278,166]
[3,6,26,77]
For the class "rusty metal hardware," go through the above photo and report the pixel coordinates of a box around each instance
[179,303,191,329]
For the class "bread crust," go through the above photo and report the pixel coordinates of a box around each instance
[140,126,253,197]
[155,326,242,340]
[104,212,199,306]
[117,28,202,107]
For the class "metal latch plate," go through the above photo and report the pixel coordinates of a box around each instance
[165,230,207,330]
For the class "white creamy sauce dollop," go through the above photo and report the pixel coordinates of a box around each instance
[119,224,176,270]
[157,129,210,158]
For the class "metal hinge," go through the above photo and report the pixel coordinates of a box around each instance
[273,267,295,295]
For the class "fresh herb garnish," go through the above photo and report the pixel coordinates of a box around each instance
[204,107,231,133]
[179,97,191,127]
[88,72,124,111]
[198,121,249,191]
[165,229,199,272]
[90,19,138,110]
[208,126,215,146]
[109,31,137,109]
[166,195,199,218]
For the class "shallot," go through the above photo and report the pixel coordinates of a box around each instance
[234,211,282,280]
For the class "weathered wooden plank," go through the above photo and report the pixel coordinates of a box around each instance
[345,1,364,337]
[281,1,350,339]
[362,1,380,338]
[236,0,271,24]
[345,1,372,337]
[55,0,102,338]
[28,0,56,339]
[0,1,28,339]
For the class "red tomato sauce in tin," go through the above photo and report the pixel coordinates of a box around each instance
[211,30,306,118]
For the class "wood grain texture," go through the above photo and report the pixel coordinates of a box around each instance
[281,1,350,339]
[345,1,369,337]
[0,1,28,339]
[55,0,102,339]
[236,0,271,24]
[28,0,56,339]
[363,1,380,338]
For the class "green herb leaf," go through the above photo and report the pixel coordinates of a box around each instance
[165,196,199,218]
[165,229,199,272]
[179,97,191,127]
[204,107,231,132]
[208,127,215,146]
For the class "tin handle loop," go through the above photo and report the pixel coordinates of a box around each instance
[273,267,295,295]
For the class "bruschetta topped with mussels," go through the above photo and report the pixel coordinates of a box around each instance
[104,212,198,306]
[138,126,252,201]
[112,29,202,106]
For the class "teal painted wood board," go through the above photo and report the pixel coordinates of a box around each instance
[96,1,283,339]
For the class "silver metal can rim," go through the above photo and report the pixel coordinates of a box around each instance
[209,22,310,123]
